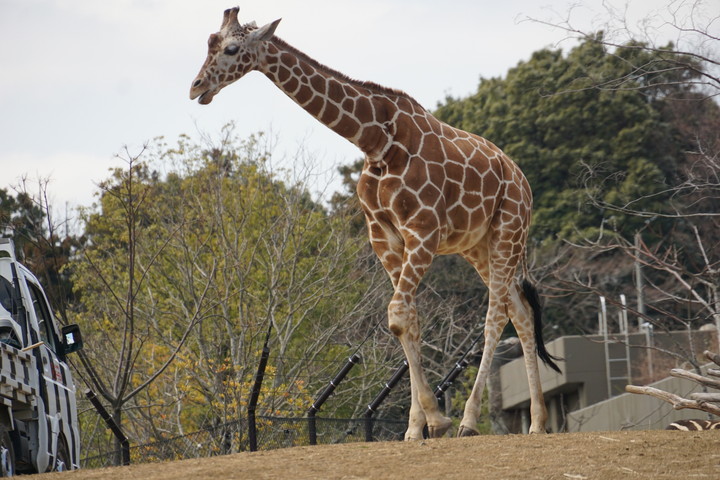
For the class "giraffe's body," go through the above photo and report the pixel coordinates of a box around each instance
[191,8,561,439]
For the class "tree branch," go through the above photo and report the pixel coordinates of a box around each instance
[625,384,720,416]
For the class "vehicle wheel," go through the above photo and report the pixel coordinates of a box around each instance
[0,423,15,477]
[54,436,70,472]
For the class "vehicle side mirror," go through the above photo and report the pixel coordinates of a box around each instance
[61,324,83,355]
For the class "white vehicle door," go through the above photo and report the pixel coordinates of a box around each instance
[23,276,80,471]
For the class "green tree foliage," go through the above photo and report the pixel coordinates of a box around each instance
[70,127,396,455]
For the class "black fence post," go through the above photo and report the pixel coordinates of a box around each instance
[248,322,273,452]
[434,359,469,399]
[85,389,130,466]
[364,360,408,441]
[307,354,361,445]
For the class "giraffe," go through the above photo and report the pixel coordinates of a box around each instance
[190,7,561,439]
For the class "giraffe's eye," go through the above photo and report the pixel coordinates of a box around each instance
[224,45,240,56]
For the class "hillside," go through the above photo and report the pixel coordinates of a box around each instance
[41,429,719,479]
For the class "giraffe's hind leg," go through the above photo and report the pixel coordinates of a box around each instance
[507,281,550,433]
[458,291,508,436]
[457,245,508,436]
[458,280,551,435]
[457,220,553,436]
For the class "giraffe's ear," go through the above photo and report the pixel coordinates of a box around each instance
[250,18,282,42]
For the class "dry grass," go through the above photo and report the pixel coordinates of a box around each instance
[42,429,720,479]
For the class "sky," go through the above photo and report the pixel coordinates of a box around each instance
[0,0,685,218]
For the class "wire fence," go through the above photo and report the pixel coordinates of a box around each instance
[81,415,406,469]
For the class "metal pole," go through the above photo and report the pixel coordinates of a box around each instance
[642,322,655,380]
[635,233,646,329]
[364,360,408,441]
[85,389,130,466]
[620,294,631,385]
[432,330,482,403]
[599,296,612,397]
[433,359,469,400]
[248,321,273,452]
[307,354,361,445]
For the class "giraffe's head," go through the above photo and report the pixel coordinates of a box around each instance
[190,7,281,105]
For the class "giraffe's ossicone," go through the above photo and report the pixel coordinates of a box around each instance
[191,7,561,440]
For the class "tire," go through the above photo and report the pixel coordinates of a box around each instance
[54,435,70,472]
[0,423,15,477]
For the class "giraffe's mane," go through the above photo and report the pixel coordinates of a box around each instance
[270,36,426,111]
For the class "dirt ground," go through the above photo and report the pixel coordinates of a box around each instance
[40,429,719,479]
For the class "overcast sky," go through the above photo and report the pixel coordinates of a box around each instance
[0,0,681,215]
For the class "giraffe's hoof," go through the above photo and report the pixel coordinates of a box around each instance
[427,417,453,438]
[457,425,479,437]
[404,431,423,441]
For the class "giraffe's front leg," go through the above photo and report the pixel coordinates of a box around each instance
[389,298,452,440]
[405,369,427,441]
[367,216,450,439]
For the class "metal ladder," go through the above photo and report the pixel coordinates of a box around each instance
[598,295,632,397]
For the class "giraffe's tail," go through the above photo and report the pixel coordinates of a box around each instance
[521,279,562,374]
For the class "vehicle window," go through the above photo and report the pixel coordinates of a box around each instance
[0,276,13,312]
[27,283,57,353]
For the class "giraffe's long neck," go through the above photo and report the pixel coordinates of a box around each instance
[259,37,410,161]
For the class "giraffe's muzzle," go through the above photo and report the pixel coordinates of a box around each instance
[189,77,215,105]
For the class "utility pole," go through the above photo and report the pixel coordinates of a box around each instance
[635,232,655,381]
[634,233,646,329]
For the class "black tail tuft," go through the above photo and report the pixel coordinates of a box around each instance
[522,279,562,374]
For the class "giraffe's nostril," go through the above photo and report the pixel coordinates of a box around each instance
[193,78,203,88]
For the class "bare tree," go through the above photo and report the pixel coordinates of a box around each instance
[627,349,720,417]
[7,176,79,323]
[116,128,412,443]
[524,0,719,98]
[70,148,214,462]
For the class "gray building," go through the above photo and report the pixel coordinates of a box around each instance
[499,329,718,433]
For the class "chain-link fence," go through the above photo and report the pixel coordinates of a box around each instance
[81,416,406,469]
